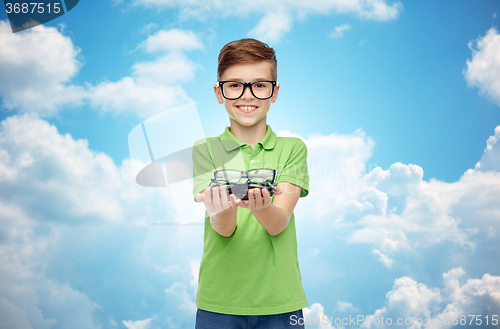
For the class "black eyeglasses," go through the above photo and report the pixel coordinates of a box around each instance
[209,168,277,200]
[218,80,277,100]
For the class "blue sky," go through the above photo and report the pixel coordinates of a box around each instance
[1,0,500,328]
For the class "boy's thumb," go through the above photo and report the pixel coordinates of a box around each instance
[195,193,204,202]
[274,184,283,195]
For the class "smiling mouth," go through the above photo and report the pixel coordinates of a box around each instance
[236,106,258,113]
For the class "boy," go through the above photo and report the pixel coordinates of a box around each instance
[193,38,309,329]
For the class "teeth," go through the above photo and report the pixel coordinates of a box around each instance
[239,106,256,111]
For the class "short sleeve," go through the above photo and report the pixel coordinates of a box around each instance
[192,138,215,202]
[276,138,309,197]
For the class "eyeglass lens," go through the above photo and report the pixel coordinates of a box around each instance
[247,169,274,183]
[215,170,241,184]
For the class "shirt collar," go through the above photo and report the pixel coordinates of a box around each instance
[218,125,277,152]
[258,125,277,150]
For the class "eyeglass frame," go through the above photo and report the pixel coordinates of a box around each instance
[208,168,278,201]
[210,168,277,185]
[218,80,277,100]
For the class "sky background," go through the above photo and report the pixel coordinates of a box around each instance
[1,0,500,328]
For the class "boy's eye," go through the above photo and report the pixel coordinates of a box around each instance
[229,83,242,88]
[254,82,270,89]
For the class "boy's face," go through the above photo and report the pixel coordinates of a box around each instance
[214,61,279,129]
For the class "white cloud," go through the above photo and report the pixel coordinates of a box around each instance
[330,24,350,38]
[0,112,127,222]
[289,125,500,268]
[371,249,394,268]
[87,76,193,118]
[0,199,102,328]
[132,53,199,85]
[189,259,201,294]
[87,28,202,117]
[348,162,475,252]
[138,22,159,34]
[128,282,197,328]
[361,268,500,329]
[127,0,403,42]
[430,170,500,238]
[355,0,402,20]
[0,20,85,116]
[303,303,335,329]
[342,158,500,267]
[280,128,375,220]
[164,282,196,314]
[123,318,151,329]
[474,126,500,172]
[87,28,201,117]
[335,300,358,312]
[465,28,500,106]
[0,113,203,328]
[248,11,293,43]
[139,28,203,53]
[132,0,403,20]
[0,22,201,118]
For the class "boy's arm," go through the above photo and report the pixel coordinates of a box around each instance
[193,139,241,237]
[236,182,301,236]
[209,203,238,237]
[235,138,309,235]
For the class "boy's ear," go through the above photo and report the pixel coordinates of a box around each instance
[271,83,280,103]
[214,84,224,104]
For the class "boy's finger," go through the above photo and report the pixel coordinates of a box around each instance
[211,186,224,213]
[219,186,233,209]
[229,193,237,206]
[196,192,204,202]
[236,198,249,208]
[253,188,263,210]
[247,189,257,209]
[262,188,271,206]
[203,188,217,214]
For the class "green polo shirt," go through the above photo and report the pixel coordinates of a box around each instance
[192,124,309,315]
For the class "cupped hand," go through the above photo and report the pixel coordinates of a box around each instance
[196,186,237,216]
[235,184,283,210]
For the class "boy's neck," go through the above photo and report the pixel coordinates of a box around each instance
[229,117,267,148]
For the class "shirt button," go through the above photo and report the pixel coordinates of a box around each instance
[247,149,251,154]
[250,160,254,164]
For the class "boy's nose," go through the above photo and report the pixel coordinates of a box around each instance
[241,85,255,99]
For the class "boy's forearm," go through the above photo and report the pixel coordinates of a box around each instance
[252,204,289,236]
[210,206,238,237]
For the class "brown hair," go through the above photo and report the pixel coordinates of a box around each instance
[217,38,277,81]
